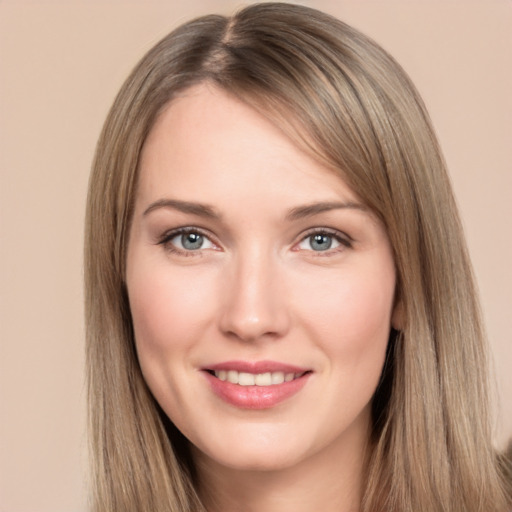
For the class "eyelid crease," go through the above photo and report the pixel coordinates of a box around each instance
[157,226,212,244]
[290,227,354,257]
[156,226,353,258]
[156,226,221,257]
[298,226,354,244]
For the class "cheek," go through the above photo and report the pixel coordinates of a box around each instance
[313,273,393,422]
[290,259,395,390]
[340,275,394,348]
[127,259,218,364]
[126,258,222,424]
[296,267,394,343]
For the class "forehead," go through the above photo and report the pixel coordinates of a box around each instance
[137,84,360,211]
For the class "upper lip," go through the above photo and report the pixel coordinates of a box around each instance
[204,360,310,374]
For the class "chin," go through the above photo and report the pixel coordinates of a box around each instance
[202,449,304,473]
[190,426,309,473]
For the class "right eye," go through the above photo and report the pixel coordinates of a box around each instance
[159,228,216,255]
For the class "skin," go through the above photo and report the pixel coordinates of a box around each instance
[126,84,400,511]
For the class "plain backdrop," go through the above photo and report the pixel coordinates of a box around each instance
[0,1,510,511]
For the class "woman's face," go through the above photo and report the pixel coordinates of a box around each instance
[126,84,399,473]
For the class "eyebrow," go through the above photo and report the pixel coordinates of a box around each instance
[143,198,368,221]
[285,201,368,221]
[143,199,221,219]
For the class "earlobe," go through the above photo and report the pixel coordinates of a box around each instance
[391,299,404,331]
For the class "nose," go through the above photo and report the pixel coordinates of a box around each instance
[218,248,290,343]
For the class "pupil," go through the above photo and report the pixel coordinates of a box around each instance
[182,232,203,250]
[311,234,332,251]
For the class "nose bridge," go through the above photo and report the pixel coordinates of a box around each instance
[219,242,289,342]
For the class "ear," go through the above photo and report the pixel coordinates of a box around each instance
[391,299,404,331]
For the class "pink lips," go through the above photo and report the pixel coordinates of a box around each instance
[202,360,312,410]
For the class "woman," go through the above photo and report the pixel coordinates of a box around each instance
[84,3,511,511]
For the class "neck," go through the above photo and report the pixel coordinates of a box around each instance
[192,412,370,512]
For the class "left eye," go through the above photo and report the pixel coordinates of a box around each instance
[168,230,215,251]
[297,232,344,252]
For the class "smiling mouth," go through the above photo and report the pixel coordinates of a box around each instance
[207,370,309,387]
[203,364,312,409]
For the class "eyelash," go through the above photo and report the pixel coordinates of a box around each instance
[297,227,353,256]
[157,226,353,257]
[157,227,217,257]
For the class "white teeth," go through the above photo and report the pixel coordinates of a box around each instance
[213,370,303,386]
[271,372,285,384]
[255,372,272,386]
[227,370,239,384]
[238,372,255,386]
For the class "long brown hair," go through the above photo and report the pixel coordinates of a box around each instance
[85,3,511,510]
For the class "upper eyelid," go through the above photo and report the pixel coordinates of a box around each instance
[157,227,220,257]
[158,226,215,243]
[297,227,353,243]
[292,228,354,256]
[156,225,353,250]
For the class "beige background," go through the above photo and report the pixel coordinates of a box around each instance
[0,1,510,510]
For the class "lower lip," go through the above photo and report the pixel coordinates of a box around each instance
[203,371,311,410]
